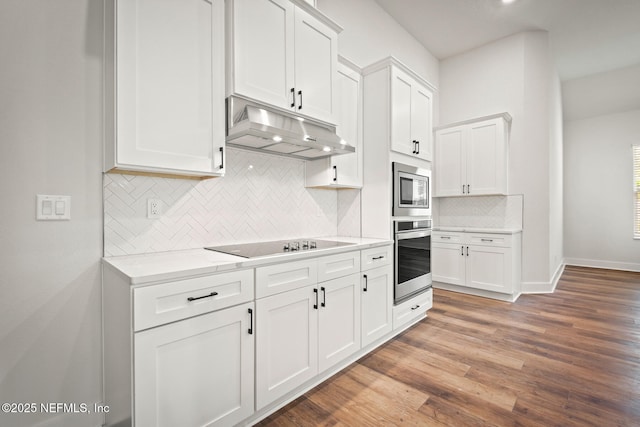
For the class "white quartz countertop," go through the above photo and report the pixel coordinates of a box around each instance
[102,236,392,286]
[432,226,522,234]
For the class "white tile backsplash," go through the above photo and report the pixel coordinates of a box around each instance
[104,148,348,256]
[435,195,523,229]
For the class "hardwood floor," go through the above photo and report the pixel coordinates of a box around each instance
[256,266,640,426]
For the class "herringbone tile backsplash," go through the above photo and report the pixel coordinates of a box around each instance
[104,148,357,256]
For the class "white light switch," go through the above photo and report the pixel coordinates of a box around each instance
[37,195,71,220]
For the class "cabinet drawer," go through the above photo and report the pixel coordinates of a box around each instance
[468,233,511,247]
[432,232,464,244]
[393,288,432,330]
[133,269,254,331]
[360,245,392,271]
[317,251,360,283]
[256,259,317,298]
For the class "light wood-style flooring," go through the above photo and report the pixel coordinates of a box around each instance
[257,266,640,426]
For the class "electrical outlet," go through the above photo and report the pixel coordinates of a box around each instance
[147,199,162,219]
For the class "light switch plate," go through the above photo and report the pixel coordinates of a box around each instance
[37,195,71,220]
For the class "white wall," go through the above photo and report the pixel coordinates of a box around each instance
[564,110,640,271]
[0,1,104,426]
[563,65,640,271]
[440,31,564,288]
[318,0,439,88]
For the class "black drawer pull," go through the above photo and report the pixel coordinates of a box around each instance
[411,304,421,310]
[372,255,385,260]
[481,239,494,242]
[363,274,368,292]
[187,291,218,302]
[248,308,253,335]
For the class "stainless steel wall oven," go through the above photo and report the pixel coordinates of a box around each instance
[394,219,432,304]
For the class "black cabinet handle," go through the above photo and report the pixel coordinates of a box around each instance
[248,308,253,335]
[187,291,218,302]
[461,246,464,256]
[415,140,420,155]
[333,165,337,182]
[411,304,421,310]
[219,147,224,170]
[372,255,384,260]
[298,90,303,110]
[466,246,469,256]
[291,87,296,108]
[412,140,417,154]
[363,274,368,292]
[321,287,326,307]
[313,288,318,309]
[467,184,470,194]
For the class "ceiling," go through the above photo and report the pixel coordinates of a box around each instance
[374,0,640,81]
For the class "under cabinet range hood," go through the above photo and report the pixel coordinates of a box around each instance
[225,96,355,160]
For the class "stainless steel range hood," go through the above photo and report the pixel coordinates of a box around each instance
[226,96,355,160]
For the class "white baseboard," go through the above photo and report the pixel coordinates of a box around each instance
[564,258,640,273]
[521,261,565,294]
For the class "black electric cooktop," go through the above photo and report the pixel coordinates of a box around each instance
[205,239,354,259]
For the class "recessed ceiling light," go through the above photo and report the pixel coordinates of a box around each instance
[322,146,331,152]
[502,0,517,4]
[272,135,282,142]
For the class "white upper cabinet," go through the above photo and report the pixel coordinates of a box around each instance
[434,113,511,197]
[305,57,363,188]
[390,66,434,161]
[104,0,226,178]
[362,57,435,163]
[227,0,340,124]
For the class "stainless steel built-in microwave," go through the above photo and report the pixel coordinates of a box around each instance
[392,162,432,217]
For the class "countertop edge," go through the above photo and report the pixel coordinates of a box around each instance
[102,238,393,286]
[432,227,523,234]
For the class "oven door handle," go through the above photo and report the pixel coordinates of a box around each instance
[396,230,431,240]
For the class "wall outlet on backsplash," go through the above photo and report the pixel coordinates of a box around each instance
[147,199,162,219]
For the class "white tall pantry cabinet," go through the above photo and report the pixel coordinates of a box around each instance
[361,57,436,239]
[104,0,226,178]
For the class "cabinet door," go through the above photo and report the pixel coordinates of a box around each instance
[331,60,362,186]
[230,0,295,110]
[361,265,393,348]
[432,242,466,286]
[256,286,318,409]
[434,127,465,196]
[466,245,513,294]
[293,6,338,123]
[412,84,433,161]
[134,302,254,427]
[305,59,362,188]
[390,67,414,157]
[115,0,224,175]
[466,118,507,195]
[318,274,362,373]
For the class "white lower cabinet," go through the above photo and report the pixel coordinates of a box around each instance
[393,288,433,330]
[432,231,522,296]
[255,265,362,410]
[318,273,361,372]
[255,286,318,410]
[134,302,255,427]
[361,265,393,347]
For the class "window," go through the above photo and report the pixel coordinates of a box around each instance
[635,145,640,239]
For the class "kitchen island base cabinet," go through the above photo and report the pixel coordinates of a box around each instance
[134,302,254,427]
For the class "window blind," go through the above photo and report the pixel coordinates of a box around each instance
[634,145,640,238]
